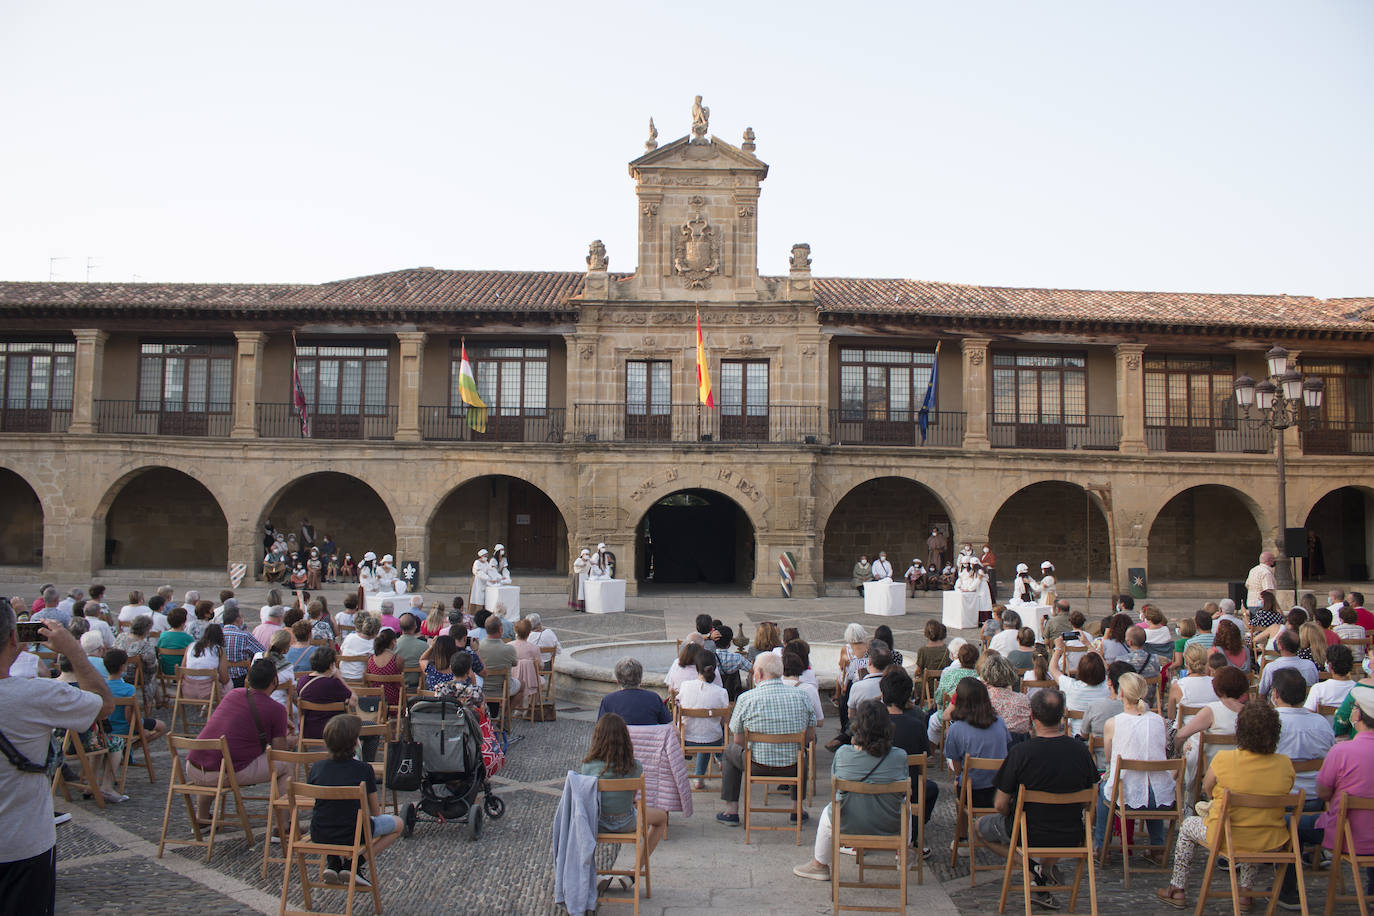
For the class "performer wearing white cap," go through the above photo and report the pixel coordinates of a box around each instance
[376,554,407,595]
[595,542,616,580]
[1009,562,1041,608]
[358,551,380,595]
[470,548,490,610]
[492,544,511,584]
[570,548,591,611]
[904,558,926,597]
[1039,561,1058,608]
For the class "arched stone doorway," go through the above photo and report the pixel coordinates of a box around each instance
[429,475,567,575]
[0,469,43,565]
[1148,485,1262,579]
[822,477,953,579]
[260,472,395,564]
[1304,486,1374,582]
[636,489,755,588]
[990,481,1110,579]
[103,467,228,568]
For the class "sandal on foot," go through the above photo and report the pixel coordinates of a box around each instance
[1155,888,1187,910]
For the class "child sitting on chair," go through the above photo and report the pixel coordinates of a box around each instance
[308,714,413,886]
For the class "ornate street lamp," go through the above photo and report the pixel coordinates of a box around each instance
[1233,346,1324,590]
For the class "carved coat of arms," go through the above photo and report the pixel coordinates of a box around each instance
[672,214,720,289]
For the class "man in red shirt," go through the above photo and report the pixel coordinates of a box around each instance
[186,658,294,829]
[1351,591,1374,633]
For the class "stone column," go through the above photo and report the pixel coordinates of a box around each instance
[395,524,426,590]
[1115,344,1147,453]
[395,332,426,442]
[231,331,266,439]
[69,329,107,434]
[960,337,991,450]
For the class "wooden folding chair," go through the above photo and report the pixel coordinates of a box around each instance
[51,726,111,809]
[1192,732,1238,809]
[358,722,398,815]
[1139,674,1163,714]
[950,757,1005,883]
[296,700,350,750]
[831,776,911,915]
[1022,679,1055,697]
[158,735,254,862]
[1175,703,1204,731]
[997,786,1099,915]
[1316,704,1340,728]
[595,775,652,915]
[110,694,157,792]
[907,753,929,885]
[742,730,807,845]
[537,645,558,719]
[280,782,383,916]
[1065,708,1085,737]
[261,747,328,877]
[483,666,512,733]
[338,655,370,687]
[1096,757,1185,887]
[1325,792,1374,916]
[364,672,407,739]
[171,666,218,736]
[1194,788,1308,916]
[919,670,941,708]
[156,647,187,705]
[351,685,386,730]
[674,704,732,789]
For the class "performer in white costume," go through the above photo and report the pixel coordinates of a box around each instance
[1009,562,1042,608]
[1039,561,1058,608]
[491,544,511,584]
[469,548,491,610]
[594,542,616,580]
[376,554,407,595]
[955,543,993,610]
[570,548,591,611]
[357,551,380,594]
[870,551,893,583]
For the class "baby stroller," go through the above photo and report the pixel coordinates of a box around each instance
[399,696,505,839]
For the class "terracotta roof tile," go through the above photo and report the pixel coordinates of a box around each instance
[812,277,1371,331]
[272,268,588,311]
[0,280,300,307]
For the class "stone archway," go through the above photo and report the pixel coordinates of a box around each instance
[428,474,568,575]
[0,468,43,565]
[635,488,756,588]
[1303,486,1374,582]
[102,467,228,568]
[259,472,396,565]
[822,476,955,579]
[990,481,1110,579]
[1148,484,1262,579]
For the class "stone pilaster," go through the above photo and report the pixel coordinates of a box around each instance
[69,329,107,434]
[1115,343,1147,453]
[395,332,426,442]
[231,331,266,439]
[960,337,991,450]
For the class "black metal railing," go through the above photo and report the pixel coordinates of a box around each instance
[828,409,965,447]
[990,414,1122,450]
[1300,419,1374,456]
[420,406,567,443]
[573,403,822,444]
[256,403,397,440]
[0,401,72,433]
[95,400,233,437]
[1145,417,1274,454]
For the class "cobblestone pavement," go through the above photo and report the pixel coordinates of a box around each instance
[24,582,1363,913]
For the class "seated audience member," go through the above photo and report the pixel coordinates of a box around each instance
[1171,616,1196,671]
[1257,629,1320,696]
[365,628,402,708]
[117,590,152,627]
[339,612,378,682]
[335,594,359,631]
[915,620,951,677]
[1306,643,1356,712]
[220,601,265,687]
[581,713,669,857]
[157,606,195,673]
[253,604,285,648]
[1059,611,1093,672]
[438,606,466,638]
[1185,610,1215,651]
[977,689,1100,911]
[1208,618,1249,670]
[187,659,295,830]
[1270,667,1334,810]
[943,677,1011,850]
[526,613,561,651]
[684,613,714,648]
[848,640,893,715]
[104,647,169,753]
[420,601,446,639]
[74,600,115,648]
[250,629,296,710]
[186,599,215,642]
[113,616,158,701]
[872,625,903,667]
[1298,621,1329,668]
[1157,700,1293,910]
[1140,604,1174,658]
[509,617,543,707]
[748,621,783,662]
[476,616,522,698]
[1166,642,1217,724]
[1120,625,1162,683]
[296,647,358,740]
[1094,673,1171,854]
[309,714,412,886]
[1176,665,1249,795]
[716,652,816,825]
[1051,649,1109,736]
[666,639,705,694]
[882,667,939,858]
[987,611,1022,657]
[80,630,109,676]
[793,698,909,881]
[1042,599,1076,644]
[934,642,980,709]
[1007,628,1036,670]
[182,624,230,699]
[285,621,316,673]
[1082,660,1132,766]
[1097,613,1133,663]
[979,651,1031,739]
[597,657,668,725]
[375,600,402,635]
[1312,606,1341,650]
[419,635,463,692]
[433,650,486,715]
[307,599,335,644]
[782,646,823,726]
[394,614,428,689]
[678,648,730,789]
[1334,604,1368,660]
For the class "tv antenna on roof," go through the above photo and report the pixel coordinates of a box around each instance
[86,257,101,282]
[48,257,69,281]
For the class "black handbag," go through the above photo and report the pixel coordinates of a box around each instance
[386,719,422,792]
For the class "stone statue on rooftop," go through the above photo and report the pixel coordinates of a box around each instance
[742,126,756,153]
[645,117,658,151]
[691,95,709,142]
[587,240,608,271]
[790,243,812,271]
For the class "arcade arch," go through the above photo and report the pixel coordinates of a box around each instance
[428,475,568,575]
[636,488,755,588]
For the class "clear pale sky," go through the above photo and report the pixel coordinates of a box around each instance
[2,1,1370,298]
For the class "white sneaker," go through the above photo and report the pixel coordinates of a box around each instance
[53,812,72,826]
[840,846,857,856]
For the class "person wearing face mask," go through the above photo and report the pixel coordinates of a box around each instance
[570,548,591,611]
[980,544,998,605]
[870,551,893,582]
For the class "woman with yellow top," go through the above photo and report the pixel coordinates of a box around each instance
[1155,699,1294,909]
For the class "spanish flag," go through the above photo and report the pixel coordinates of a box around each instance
[457,340,487,432]
[696,310,714,407]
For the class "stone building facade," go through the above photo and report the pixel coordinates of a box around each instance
[1,105,1372,597]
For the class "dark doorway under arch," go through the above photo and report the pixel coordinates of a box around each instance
[990,481,1109,580]
[637,489,754,587]
[0,470,43,565]
[1304,486,1373,582]
[261,472,395,563]
[1148,485,1261,579]
[823,477,953,579]
[429,476,567,575]
[104,468,227,568]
